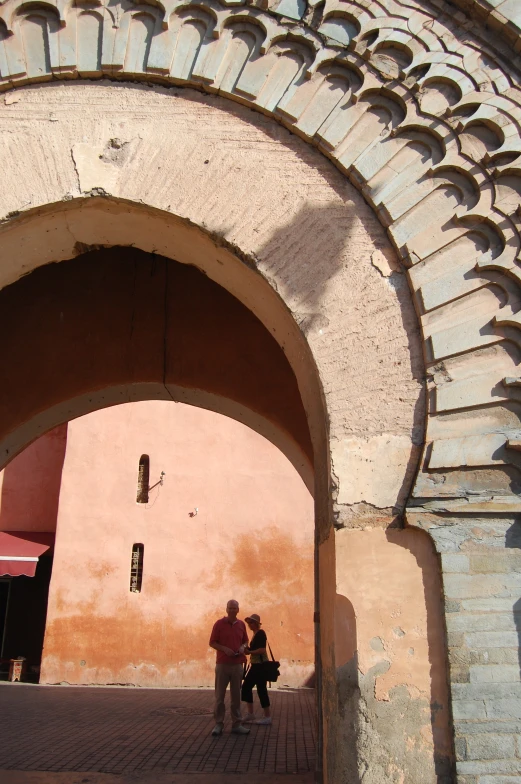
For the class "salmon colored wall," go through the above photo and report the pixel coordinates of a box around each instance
[40,401,315,687]
[334,528,452,778]
[0,424,67,533]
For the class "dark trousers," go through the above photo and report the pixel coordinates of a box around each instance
[241,663,270,709]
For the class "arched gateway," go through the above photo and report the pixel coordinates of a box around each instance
[0,0,520,781]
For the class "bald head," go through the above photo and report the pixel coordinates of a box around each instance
[226,600,239,621]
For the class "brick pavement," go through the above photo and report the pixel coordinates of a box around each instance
[0,684,316,778]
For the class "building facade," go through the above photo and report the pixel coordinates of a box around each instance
[1,402,316,686]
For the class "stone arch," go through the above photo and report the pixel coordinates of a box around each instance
[0,85,433,781]
[0,0,520,780]
[0,242,316,491]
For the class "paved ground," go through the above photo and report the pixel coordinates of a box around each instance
[0,684,316,782]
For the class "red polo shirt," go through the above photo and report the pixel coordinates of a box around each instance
[210,617,248,665]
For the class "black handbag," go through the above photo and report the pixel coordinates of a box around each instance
[262,641,280,683]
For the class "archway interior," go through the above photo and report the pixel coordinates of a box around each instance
[0,246,319,766]
[0,246,313,486]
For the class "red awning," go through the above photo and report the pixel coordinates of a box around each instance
[0,531,55,577]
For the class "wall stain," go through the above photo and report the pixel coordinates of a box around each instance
[41,528,314,687]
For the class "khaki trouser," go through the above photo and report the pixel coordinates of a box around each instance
[214,663,243,728]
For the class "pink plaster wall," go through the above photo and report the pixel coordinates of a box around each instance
[40,401,315,687]
[335,527,452,774]
[0,424,67,533]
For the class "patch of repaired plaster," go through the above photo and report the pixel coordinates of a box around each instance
[331,434,418,509]
[71,139,133,194]
[370,249,401,278]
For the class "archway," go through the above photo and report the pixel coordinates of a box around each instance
[0,173,442,781]
[0,245,314,488]
[0,0,520,776]
[0,240,330,776]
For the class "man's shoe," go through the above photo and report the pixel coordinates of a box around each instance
[254,717,272,725]
[231,725,251,734]
[211,724,223,736]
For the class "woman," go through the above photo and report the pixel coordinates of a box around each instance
[241,613,272,725]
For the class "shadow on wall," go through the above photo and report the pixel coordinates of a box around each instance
[334,529,454,784]
[505,524,521,680]
[334,593,361,784]
[0,424,68,533]
[388,529,454,783]
[255,196,425,518]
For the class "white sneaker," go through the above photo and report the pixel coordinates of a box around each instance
[231,725,251,735]
[255,717,272,725]
[242,714,256,723]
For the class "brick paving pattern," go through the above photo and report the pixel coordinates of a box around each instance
[0,685,316,775]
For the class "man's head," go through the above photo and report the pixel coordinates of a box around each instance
[226,600,239,622]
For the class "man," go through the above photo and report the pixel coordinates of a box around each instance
[209,599,250,736]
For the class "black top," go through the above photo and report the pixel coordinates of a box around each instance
[249,629,267,663]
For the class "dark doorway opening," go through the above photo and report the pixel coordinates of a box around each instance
[0,555,53,682]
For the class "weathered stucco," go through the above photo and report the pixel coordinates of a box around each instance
[335,527,452,783]
[0,83,424,526]
[37,402,315,688]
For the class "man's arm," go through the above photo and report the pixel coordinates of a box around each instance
[210,641,236,656]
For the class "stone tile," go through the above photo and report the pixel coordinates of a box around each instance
[0,684,316,776]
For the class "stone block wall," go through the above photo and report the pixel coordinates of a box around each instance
[424,518,521,783]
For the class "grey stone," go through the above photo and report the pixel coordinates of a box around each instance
[466,733,516,760]
[453,683,521,699]
[457,759,521,774]
[453,700,487,719]
[443,573,521,600]
[462,599,520,612]
[470,553,511,573]
[446,614,518,633]
[470,665,520,683]
[445,598,462,613]
[480,778,521,784]
[442,553,470,572]
[456,720,521,733]
[447,631,465,647]
[452,667,470,683]
[485,699,521,720]
[455,736,467,761]
[463,648,520,666]
[449,647,472,666]
[464,631,519,648]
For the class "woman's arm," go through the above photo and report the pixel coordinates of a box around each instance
[247,646,267,655]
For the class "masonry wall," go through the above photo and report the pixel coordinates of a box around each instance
[39,401,315,688]
[419,518,521,784]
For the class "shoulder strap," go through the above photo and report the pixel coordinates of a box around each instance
[267,641,275,661]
